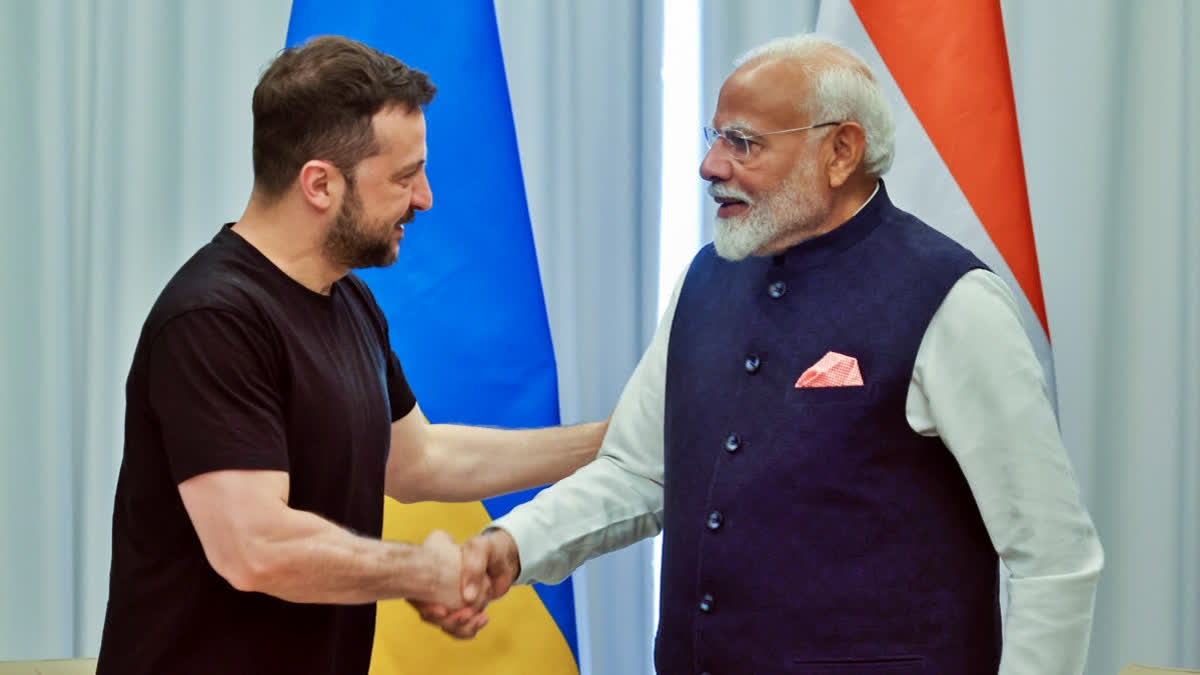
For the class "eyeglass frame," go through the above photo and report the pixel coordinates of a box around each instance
[702,121,842,161]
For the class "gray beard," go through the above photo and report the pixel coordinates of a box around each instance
[712,163,831,261]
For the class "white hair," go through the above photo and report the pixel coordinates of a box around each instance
[734,34,895,177]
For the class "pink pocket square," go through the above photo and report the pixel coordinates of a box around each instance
[795,351,864,388]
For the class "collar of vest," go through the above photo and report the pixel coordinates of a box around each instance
[769,179,894,271]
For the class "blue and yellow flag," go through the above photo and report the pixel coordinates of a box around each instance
[286,3,579,673]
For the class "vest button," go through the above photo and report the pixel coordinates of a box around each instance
[768,280,787,298]
[706,511,723,530]
[698,593,714,613]
[723,433,741,453]
[743,354,761,374]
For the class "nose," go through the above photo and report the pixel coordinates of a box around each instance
[411,172,433,211]
[699,144,733,183]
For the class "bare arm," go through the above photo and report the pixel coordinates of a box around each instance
[178,469,480,607]
[384,404,606,503]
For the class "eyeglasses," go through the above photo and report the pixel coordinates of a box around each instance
[702,122,841,161]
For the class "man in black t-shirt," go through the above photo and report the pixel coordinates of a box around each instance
[96,36,605,675]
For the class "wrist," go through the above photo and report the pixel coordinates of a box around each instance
[483,527,521,585]
[409,536,457,606]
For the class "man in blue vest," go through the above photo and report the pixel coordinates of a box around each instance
[421,34,1103,673]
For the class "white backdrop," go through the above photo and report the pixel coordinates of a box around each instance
[0,0,294,656]
[1,2,1196,674]
[1004,3,1199,671]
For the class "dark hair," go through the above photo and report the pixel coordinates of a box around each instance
[251,35,436,197]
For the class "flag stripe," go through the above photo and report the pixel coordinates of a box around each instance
[850,0,1050,338]
[369,499,577,675]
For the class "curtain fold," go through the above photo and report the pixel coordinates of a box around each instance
[0,0,293,658]
[1003,1,1200,671]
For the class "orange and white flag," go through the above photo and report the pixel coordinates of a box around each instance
[817,0,1056,396]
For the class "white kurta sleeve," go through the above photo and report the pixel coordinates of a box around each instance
[491,273,684,585]
[907,269,1104,675]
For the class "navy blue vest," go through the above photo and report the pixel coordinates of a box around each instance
[657,184,1001,674]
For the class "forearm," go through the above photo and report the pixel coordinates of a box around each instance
[494,453,663,585]
[388,421,605,503]
[498,279,678,584]
[227,508,450,606]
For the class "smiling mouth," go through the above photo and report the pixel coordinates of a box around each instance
[394,211,413,235]
[715,197,748,217]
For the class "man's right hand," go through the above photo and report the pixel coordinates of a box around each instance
[470,527,520,600]
[421,530,483,610]
[412,528,521,639]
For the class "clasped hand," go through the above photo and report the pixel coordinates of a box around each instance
[412,529,520,639]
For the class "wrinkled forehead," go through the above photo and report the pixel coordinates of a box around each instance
[711,57,812,132]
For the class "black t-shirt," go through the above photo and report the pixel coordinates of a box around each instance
[96,225,417,674]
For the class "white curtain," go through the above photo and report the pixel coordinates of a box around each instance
[701,2,1200,674]
[1002,2,1200,672]
[0,0,293,658]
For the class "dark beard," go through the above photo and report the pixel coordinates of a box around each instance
[323,187,411,269]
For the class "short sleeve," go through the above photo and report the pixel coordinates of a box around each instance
[148,309,289,484]
[385,347,416,421]
[342,273,417,421]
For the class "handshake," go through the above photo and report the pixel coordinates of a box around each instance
[413,528,521,639]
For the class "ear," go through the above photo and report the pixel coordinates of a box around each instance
[297,160,341,212]
[825,122,867,189]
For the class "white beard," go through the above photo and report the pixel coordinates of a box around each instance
[711,160,833,261]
